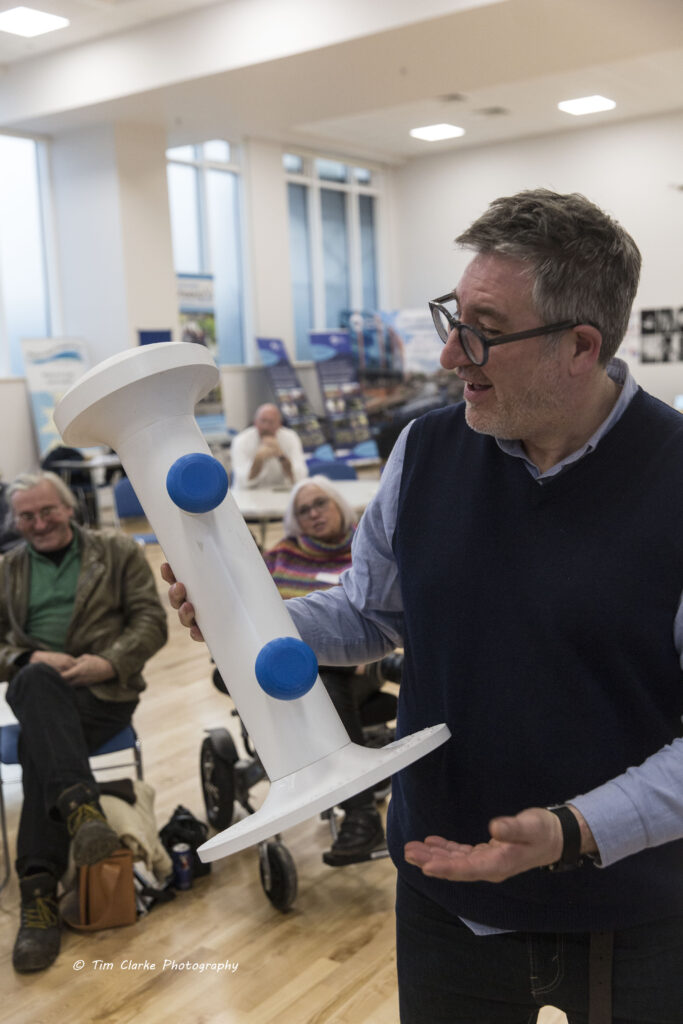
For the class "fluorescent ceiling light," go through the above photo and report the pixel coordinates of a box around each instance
[0,6,69,37]
[557,95,616,116]
[410,123,466,142]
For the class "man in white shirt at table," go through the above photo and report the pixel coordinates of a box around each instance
[231,404,308,490]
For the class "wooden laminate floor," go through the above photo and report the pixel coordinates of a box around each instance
[0,536,567,1024]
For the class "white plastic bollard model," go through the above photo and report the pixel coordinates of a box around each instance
[54,342,450,862]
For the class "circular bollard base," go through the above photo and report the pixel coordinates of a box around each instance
[198,723,450,862]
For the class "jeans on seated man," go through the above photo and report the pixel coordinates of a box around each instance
[1,471,167,974]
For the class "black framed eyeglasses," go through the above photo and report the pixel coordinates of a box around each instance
[428,292,583,367]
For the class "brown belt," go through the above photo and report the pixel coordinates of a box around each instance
[588,930,614,1024]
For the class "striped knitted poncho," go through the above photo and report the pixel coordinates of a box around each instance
[263,529,354,599]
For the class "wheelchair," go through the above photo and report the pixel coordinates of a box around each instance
[199,652,403,912]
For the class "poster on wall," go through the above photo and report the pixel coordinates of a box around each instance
[309,330,378,457]
[339,310,403,378]
[639,307,683,363]
[177,273,226,438]
[21,337,90,456]
[256,337,328,453]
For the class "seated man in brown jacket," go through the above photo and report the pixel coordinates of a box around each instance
[1,471,167,974]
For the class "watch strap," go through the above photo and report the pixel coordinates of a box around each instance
[546,805,583,871]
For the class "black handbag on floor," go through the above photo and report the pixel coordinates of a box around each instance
[159,805,212,879]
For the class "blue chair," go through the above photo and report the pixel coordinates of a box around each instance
[0,722,143,893]
[113,477,157,544]
[307,459,358,480]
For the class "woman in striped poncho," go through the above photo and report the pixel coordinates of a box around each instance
[263,476,386,865]
[264,475,355,597]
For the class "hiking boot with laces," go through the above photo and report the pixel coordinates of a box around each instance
[323,807,385,867]
[13,872,61,973]
[57,783,120,866]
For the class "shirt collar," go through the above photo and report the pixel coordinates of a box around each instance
[496,358,638,481]
[28,529,79,565]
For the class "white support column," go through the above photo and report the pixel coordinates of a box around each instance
[50,122,179,367]
[242,138,295,362]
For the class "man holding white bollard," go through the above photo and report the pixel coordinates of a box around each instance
[54,341,450,864]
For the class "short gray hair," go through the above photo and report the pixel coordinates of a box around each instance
[283,475,356,539]
[8,471,77,510]
[456,189,641,364]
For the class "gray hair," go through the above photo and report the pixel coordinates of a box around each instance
[456,189,641,364]
[282,475,357,539]
[8,471,77,510]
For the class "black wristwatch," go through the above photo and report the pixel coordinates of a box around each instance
[545,805,583,871]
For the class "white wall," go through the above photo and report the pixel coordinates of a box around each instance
[49,122,180,366]
[0,379,39,480]
[50,125,129,367]
[393,110,683,403]
[114,123,180,348]
[242,138,295,361]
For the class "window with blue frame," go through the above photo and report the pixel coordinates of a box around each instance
[284,153,381,360]
[166,141,245,364]
[0,134,52,376]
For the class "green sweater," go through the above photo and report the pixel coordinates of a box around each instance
[26,536,81,651]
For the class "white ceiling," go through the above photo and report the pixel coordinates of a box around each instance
[1,0,682,163]
[0,0,221,61]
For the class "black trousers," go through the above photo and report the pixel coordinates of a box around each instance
[6,663,137,880]
[396,875,683,1023]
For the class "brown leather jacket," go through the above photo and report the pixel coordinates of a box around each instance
[0,523,167,702]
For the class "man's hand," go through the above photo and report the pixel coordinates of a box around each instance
[258,436,282,459]
[29,650,77,672]
[404,807,569,883]
[160,562,205,642]
[60,654,115,687]
[249,437,285,481]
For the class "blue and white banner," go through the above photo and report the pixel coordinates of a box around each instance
[309,330,377,457]
[381,309,441,376]
[21,337,90,455]
[256,337,327,453]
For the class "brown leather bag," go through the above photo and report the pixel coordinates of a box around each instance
[62,848,137,931]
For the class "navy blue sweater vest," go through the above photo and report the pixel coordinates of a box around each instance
[389,387,683,931]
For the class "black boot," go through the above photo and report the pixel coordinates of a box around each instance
[57,783,120,866]
[13,872,61,973]
[323,807,385,866]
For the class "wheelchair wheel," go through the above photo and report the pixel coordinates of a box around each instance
[200,733,236,831]
[259,840,298,913]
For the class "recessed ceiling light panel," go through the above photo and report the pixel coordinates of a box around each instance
[557,95,616,116]
[409,123,466,142]
[0,6,70,38]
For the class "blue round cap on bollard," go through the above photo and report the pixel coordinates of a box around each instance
[255,637,319,701]
[166,453,229,513]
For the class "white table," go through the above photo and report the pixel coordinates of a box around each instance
[230,479,380,544]
[48,452,122,476]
